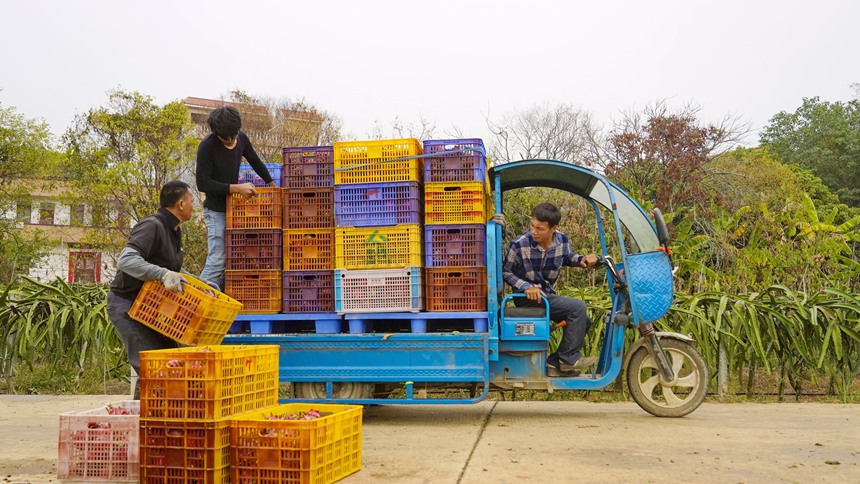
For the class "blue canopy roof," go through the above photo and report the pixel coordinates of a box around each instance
[489,160,659,252]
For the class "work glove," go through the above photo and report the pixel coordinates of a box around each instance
[161,271,186,293]
[491,212,507,229]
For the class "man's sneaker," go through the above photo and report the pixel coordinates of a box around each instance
[547,363,581,377]
[560,355,599,373]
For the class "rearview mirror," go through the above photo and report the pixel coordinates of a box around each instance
[653,208,670,246]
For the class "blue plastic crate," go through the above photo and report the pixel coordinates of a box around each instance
[334,267,423,313]
[423,139,486,183]
[238,163,282,187]
[335,182,421,227]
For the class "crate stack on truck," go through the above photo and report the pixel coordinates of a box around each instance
[422,139,489,313]
[333,138,425,317]
[225,172,284,313]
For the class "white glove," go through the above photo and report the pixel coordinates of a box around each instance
[161,271,186,293]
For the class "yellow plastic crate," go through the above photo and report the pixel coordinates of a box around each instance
[334,138,423,184]
[230,403,363,484]
[139,345,279,421]
[140,418,231,484]
[335,224,422,270]
[424,181,488,225]
[128,274,242,346]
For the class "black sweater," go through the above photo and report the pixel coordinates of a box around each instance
[195,132,273,212]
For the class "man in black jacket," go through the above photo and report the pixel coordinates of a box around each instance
[106,180,194,399]
[195,106,276,291]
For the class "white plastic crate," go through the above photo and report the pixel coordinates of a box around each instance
[335,267,423,313]
[57,400,140,482]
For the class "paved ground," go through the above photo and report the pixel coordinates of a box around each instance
[0,395,857,483]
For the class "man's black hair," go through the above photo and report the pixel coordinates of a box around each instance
[532,202,561,227]
[160,180,191,208]
[207,106,242,139]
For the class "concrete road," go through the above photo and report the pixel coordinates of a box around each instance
[0,395,857,483]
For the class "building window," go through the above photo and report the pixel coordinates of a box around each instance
[68,250,101,284]
[39,202,55,225]
[70,205,87,227]
[16,203,32,224]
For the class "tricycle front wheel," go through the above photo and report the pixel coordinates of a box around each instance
[627,339,708,417]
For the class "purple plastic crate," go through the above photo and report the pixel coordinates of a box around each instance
[423,139,486,183]
[282,271,334,313]
[424,224,486,267]
[282,146,334,188]
[335,182,422,227]
[226,229,283,270]
[238,163,282,187]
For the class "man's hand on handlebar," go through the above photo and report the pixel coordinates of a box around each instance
[524,286,546,302]
[579,254,600,269]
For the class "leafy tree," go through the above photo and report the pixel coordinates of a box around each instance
[0,101,55,282]
[62,89,200,261]
[760,96,860,207]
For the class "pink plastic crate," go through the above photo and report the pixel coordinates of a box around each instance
[58,400,140,482]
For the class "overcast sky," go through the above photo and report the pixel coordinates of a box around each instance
[2,0,858,147]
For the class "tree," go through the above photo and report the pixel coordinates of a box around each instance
[760,96,860,207]
[222,90,342,162]
[62,89,200,259]
[487,102,600,166]
[0,100,55,282]
[602,101,748,214]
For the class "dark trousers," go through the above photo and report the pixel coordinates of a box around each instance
[515,294,591,367]
[106,291,178,399]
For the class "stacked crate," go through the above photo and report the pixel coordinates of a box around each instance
[423,139,489,312]
[225,187,283,313]
[238,162,282,188]
[333,139,424,314]
[282,146,336,313]
[137,345,280,483]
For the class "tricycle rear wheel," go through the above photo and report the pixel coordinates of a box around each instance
[627,338,708,417]
[292,382,374,400]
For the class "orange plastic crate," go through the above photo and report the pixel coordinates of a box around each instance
[227,187,283,229]
[283,229,335,271]
[139,418,231,484]
[425,267,488,312]
[335,224,422,270]
[424,181,488,225]
[230,403,363,484]
[334,138,423,185]
[284,188,335,229]
[57,401,140,482]
[139,345,279,421]
[225,270,282,314]
[128,274,242,346]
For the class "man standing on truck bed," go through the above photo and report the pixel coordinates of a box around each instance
[195,105,276,291]
[502,202,600,377]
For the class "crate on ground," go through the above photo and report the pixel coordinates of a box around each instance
[283,271,335,313]
[424,181,487,225]
[334,138,423,185]
[230,403,363,484]
[335,181,421,227]
[128,274,242,346]
[226,270,282,314]
[335,224,422,270]
[335,267,423,313]
[239,162,282,187]
[284,188,335,229]
[283,146,334,188]
[226,229,283,270]
[425,267,487,312]
[139,418,230,484]
[283,228,335,271]
[424,224,487,267]
[227,187,283,229]
[57,400,140,482]
[139,345,279,420]
[423,138,486,183]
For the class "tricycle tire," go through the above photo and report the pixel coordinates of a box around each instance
[292,382,374,400]
[627,338,708,417]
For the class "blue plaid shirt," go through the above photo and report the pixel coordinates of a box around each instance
[502,231,584,294]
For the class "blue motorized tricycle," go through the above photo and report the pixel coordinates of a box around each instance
[225,159,709,417]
